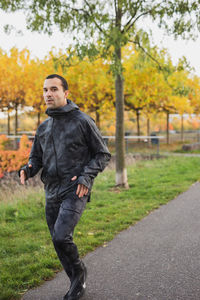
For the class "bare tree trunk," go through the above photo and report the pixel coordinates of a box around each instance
[14,103,18,149]
[147,117,150,146]
[7,109,10,135]
[147,117,150,136]
[115,72,128,188]
[37,111,41,127]
[136,110,140,142]
[96,110,100,129]
[166,112,170,144]
[15,103,18,136]
[181,115,184,142]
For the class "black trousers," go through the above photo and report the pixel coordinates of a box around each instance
[45,190,88,279]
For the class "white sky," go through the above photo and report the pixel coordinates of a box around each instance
[1,10,200,75]
[0,11,69,59]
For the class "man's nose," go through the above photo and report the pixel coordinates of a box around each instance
[46,90,52,97]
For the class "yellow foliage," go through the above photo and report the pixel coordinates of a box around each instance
[0,135,9,150]
[1,43,200,135]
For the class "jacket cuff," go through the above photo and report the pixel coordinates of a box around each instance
[18,165,31,180]
[77,175,93,190]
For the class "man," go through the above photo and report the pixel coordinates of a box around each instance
[20,74,111,300]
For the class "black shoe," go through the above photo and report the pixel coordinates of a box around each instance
[62,270,73,300]
[63,261,87,300]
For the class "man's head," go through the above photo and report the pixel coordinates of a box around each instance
[43,74,69,109]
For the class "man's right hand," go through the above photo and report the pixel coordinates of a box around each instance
[20,164,32,185]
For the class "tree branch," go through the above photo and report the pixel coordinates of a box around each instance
[122,9,152,33]
[114,0,117,17]
[122,2,161,34]
[83,0,105,34]
[122,14,137,33]
[62,3,105,35]
[122,0,143,33]
[129,39,163,71]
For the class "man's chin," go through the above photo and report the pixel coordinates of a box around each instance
[46,104,55,109]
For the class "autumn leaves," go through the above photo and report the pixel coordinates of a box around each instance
[0,44,199,135]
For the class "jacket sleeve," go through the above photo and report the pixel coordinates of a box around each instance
[19,134,43,180]
[77,117,111,190]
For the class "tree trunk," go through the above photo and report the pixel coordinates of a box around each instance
[15,103,18,136]
[114,1,128,188]
[96,110,100,129]
[181,115,184,142]
[147,117,150,136]
[115,72,128,187]
[136,110,140,142]
[166,112,170,144]
[14,103,18,149]
[147,117,150,146]
[7,109,10,135]
[37,111,41,127]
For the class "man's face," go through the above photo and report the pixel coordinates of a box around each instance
[43,77,69,109]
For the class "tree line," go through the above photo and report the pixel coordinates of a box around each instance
[0,44,200,142]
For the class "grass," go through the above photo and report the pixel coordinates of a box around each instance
[1,156,200,299]
[108,140,197,155]
[174,148,200,154]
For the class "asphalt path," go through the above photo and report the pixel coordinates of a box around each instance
[22,182,200,300]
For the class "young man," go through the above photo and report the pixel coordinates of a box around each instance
[20,74,111,300]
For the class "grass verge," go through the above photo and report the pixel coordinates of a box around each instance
[1,156,200,299]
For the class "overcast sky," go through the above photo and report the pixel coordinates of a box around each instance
[0,10,200,75]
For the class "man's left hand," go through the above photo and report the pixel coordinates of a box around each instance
[71,176,89,198]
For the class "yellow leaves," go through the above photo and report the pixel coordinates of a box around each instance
[186,76,200,114]
[0,46,114,125]
[0,47,31,109]
[123,42,197,116]
[68,57,115,118]
[25,58,55,112]
[0,43,200,124]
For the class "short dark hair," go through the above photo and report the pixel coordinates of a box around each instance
[45,74,68,91]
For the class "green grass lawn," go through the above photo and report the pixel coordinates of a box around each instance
[109,140,199,155]
[1,156,200,300]
[174,149,200,154]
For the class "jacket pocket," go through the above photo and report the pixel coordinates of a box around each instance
[61,191,87,214]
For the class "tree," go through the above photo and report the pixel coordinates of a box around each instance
[188,76,200,119]
[0,48,31,140]
[0,48,14,135]
[1,0,200,186]
[167,67,193,141]
[124,44,163,138]
[139,48,194,144]
[25,55,58,127]
[68,58,114,129]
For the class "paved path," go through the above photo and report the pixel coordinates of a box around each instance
[22,182,200,300]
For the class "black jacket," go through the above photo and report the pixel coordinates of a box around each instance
[21,100,111,201]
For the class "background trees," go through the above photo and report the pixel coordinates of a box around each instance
[2,0,200,187]
[0,43,200,161]
[25,55,58,127]
[69,58,114,129]
[0,48,31,140]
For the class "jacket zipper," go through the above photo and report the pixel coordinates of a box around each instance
[51,118,61,199]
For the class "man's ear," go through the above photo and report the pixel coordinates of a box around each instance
[65,90,69,98]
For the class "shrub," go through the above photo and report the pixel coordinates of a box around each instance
[0,135,9,151]
[0,135,32,178]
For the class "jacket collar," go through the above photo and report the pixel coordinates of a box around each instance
[46,99,79,117]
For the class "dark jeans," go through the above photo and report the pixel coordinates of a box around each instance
[45,190,88,279]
